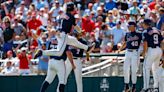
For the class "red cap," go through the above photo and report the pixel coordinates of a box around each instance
[90,32,95,36]
[30,45,36,49]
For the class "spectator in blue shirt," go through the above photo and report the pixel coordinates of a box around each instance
[157,7,164,31]
[105,0,116,11]
[33,0,48,10]
[38,42,48,75]
[92,0,100,11]
[107,11,116,28]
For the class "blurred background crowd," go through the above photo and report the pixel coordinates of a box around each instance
[0,0,163,75]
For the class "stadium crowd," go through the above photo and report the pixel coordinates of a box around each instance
[0,0,163,76]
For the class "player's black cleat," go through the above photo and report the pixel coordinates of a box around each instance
[123,84,130,92]
[59,84,65,92]
[153,88,159,92]
[132,86,136,92]
[34,50,43,59]
[40,81,50,92]
[87,42,95,53]
[140,88,149,92]
[124,89,130,92]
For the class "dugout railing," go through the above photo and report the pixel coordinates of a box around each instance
[0,52,145,76]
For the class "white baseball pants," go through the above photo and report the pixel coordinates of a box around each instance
[43,32,88,56]
[143,47,162,89]
[124,50,140,84]
[158,67,164,92]
[57,58,83,92]
[45,59,66,85]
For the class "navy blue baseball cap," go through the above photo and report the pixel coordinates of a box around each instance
[66,2,75,12]
[128,21,136,27]
[143,19,152,25]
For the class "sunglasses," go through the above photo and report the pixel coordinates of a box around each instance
[5,21,10,23]
[42,37,47,39]
[22,50,26,52]
[14,19,18,21]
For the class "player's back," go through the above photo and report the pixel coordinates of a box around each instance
[59,13,76,34]
[143,27,163,48]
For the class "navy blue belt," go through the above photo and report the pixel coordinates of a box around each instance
[50,56,64,61]
[149,46,159,48]
[127,49,138,52]
[73,57,81,59]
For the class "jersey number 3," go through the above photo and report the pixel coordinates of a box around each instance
[153,34,158,44]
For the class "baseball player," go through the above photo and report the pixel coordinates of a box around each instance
[141,19,163,92]
[158,60,164,92]
[119,21,142,92]
[56,30,86,92]
[39,43,68,92]
[36,2,95,92]
[34,2,95,58]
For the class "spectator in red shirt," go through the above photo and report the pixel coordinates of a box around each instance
[148,1,162,11]
[27,12,42,47]
[17,47,30,75]
[27,12,42,36]
[82,13,95,33]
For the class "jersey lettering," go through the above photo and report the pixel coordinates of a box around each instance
[126,32,142,49]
